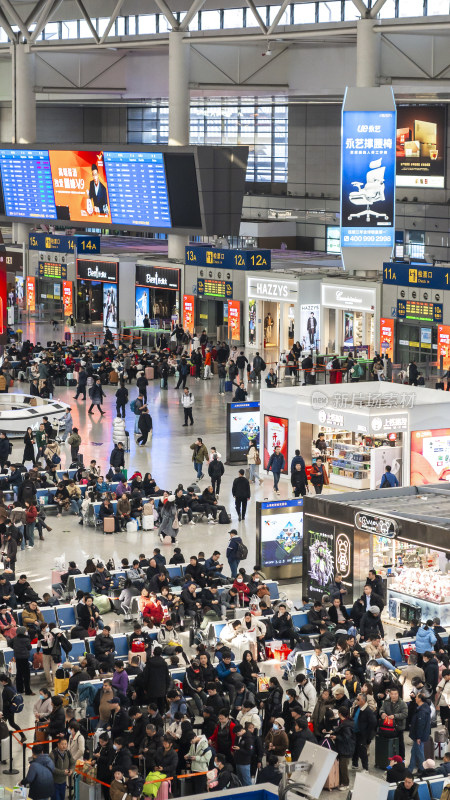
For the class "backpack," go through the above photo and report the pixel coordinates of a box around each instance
[380,475,390,489]
[52,454,61,465]
[10,692,24,713]
[130,399,136,413]
[352,362,363,379]
[218,509,230,524]
[260,359,266,371]
[227,774,242,789]
[236,540,248,560]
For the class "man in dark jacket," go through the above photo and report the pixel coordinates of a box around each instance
[94,627,115,669]
[74,368,87,400]
[408,693,432,772]
[109,737,133,775]
[351,693,377,771]
[361,584,385,613]
[128,707,149,755]
[329,574,348,603]
[0,432,10,469]
[306,601,329,632]
[109,443,125,470]
[88,378,105,415]
[133,647,170,712]
[137,409,152,446]
[267,446,285,493]
[359,606,384,641]
[231,470,251,521]
[208,455,225,497]
[289,718,317,761]
[328,597,350,628]
[226,530,243,578]
[272,604,298,649]
[394,773,419,800]
[423,651,439,695]
[91,563,112,594]
[365,568,384,599]
[24,744,55,800]
[330,706,355,791]
[12,625,33,694]
[107,697,131,738]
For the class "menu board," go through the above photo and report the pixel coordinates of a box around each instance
[0,149,56,219]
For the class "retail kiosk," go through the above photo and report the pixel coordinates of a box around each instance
[260,382,450,491]
[303,485,450,624]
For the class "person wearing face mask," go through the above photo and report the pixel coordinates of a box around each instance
[232,575,250,606]
[264,718,289,761]
[33,687,52,729]
[109,737,132,775]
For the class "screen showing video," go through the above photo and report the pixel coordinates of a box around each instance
[229,402,260,462]
[103,282,118,330]
[135,286,150,327]
[260,499,303,568]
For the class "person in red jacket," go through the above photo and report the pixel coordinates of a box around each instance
[209,709,236,762]
[233,575,250,606]
[204,350,212,380]
[25,501,38,549]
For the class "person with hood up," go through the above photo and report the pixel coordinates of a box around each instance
[359,605,384,642]
[23,744,55,800]
[264,717,289,759]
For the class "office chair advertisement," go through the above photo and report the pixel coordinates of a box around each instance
[340,108,396,249]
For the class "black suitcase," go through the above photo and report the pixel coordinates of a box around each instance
[374,735,399,769]
[68,379,77,386]
[436,382,445,390]
[424,735,435,760]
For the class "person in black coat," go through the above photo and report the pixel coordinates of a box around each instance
[108,738,132,776]
[256,753,282,786]
[351,693,377,771]
[107,698,131,738]
[128,708,149,755]
[231,470,251,521]
[423,652,439,694]
[154,737,178,778]
[0,433,10,469]
[22,428,36,467]
[291,463,308,497]
[137,409,152,446]
[132,648,170,713]
[328,598,350,628]
[386,756,408,784]
[365,569,384,600]
[359,607,384,641]
[289,718,317,760]
[90,732,114,794]
[208,456,225,497]
[330,707,355,790]
[115,385,128,419]
[361,585,385,613]
[109,444,125,470]
[94,628,116,669]
[261,677,283,735]
[46,695,66,741]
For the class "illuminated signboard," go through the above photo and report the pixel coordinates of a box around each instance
[38,262,68,280]
[397,299,442,323]
[197,278,233,299]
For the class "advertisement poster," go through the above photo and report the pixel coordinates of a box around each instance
[229,402,260,461]
[438,325,450,371]
[396,106,446,188]
[15,276,24,307]
[135,286,150,327]
[341,109,396,248]
[344,311,354,346]
[300,304,320,350]
[248,299,256,344]
[48,150,112,224]
[62,280,73,317]
[380,317,395,361]
[26,276,35,312]
[182,294,195,335]
[304,517,335,600]
[228,300,241,342]
[334,528,354,598]
[260,499,303,568]
[411,429,450,485]
[0,268,6,341]
[263,414,288,474]
[103,282,118,330]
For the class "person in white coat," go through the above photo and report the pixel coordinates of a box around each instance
[240,612,266,661]
[220,620,251,662]
[237,701,262,731]
[68,722,85,761]
[296,674,317,714]
[181,387,194,427]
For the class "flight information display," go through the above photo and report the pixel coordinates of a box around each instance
[0,149,57,219]
[104,151,171,228]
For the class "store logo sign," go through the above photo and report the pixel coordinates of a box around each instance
[248,276,297,302]
[87,266,107,279]
[146,271,168,287]
[371,415,408,432]
[321,283,376,312]
[336,290,363,306]
[335,533,351,578]
[355,511,398,538]
[318,409,344,427]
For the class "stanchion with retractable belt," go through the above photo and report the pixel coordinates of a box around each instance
[3,732,19,776]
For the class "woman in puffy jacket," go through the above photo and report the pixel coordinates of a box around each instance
[415,620,437,664]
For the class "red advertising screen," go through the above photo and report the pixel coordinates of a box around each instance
[48,150,112,224]
[411,428,450,485]
[228,300,241,342]
[438,325,450,371]
[380,317,395,362]
[26,276,35,312]
[264,414,288,474]
[183,294,195,335]
[62,281,73,317]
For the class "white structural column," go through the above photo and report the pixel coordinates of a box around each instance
[356,18,380,88]
[13,44,36,246]
[168,31,190,261]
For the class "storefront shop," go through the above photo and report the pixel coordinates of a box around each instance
[135,263,181,328]
[245,274,299,351]
[76,258,118,327]
[261,382,450,491]
[321,280,379,356]
[303,485,450,621]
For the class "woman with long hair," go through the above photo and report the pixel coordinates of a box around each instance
[22,427,36,467]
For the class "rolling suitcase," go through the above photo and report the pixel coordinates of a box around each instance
[225,380,232,392]
[436,382,445,390]
[103,517,115,534]
[375,735,399,769]
[323,758,339,791]
[145,367,154,380]
[424,735,435,760]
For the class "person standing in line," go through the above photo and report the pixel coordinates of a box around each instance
[67,428,82,465]
[226,529,244,579]
[218,362,226,396]
[23,744,55,799]
[73,367,87,401]
[88,378,106,416]
[236,351,248,384]
[115,382,129,419]
[267,445,285,495]
[50,736,75,800]
[232,469,251,522]
[190,438,209,481]
[310,457,329,495]
[208,453,225,497]
[181,387,194,426]
[12,625,34,695]
[247,441,262,484]
[137,409,153,447]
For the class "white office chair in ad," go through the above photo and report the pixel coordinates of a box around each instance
[348,157,389,223]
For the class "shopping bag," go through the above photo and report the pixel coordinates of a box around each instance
[33,652,43,670]
[257,676,270,692]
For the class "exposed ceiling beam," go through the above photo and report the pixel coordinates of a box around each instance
[370,0,388,17]
[74,0,100,43]
[267,0,292,36]
[29,0,55,43]
[179,0,207,33]
[99,0,125,44]
[0,7,17,43]
[351,0,369,17]
[0,0,29,40]
[245,0,268,34]
[152,0,180,30]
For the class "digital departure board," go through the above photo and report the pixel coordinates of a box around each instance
[104,151,171,228]
[0,149,57,219]
[397,299,443,323]
[38,262,68,280]
[197,278,233,298]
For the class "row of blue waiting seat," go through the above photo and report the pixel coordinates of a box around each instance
[388,777,446,800]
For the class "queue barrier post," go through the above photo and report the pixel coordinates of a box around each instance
[3,732,19,775]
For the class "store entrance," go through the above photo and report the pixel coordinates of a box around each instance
[263,302,278,348]
[397,323,436,367]
[77,280,103,324]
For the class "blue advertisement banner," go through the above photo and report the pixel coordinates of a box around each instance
[383,262,450,291]
[29,232,100,254]
[231,401,260,410]
[261,498,304,510]
[186,246,270,270]
[341,109,396,248]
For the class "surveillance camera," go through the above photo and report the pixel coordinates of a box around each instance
[262,44,272,57]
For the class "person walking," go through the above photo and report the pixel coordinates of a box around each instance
[408,693,431,772]
[181,388,194,426]
[115,382,128,419]
[62,409,73,442]
[267,445,285,495]
[236,352,248,384]
[226,529,244,578]
[22,427,37,467]
[137,408,152,446]
[12,626,34,695]
[67,428,81,465]
[88,378,106,415]
[208,453,225,497]
[176,358,189,390]
[246,441,262,484]
[291,462,308,497]
[232,469,251,521]
[73,367,87,401]
[310,457,329,495]
[0,673,26,740]
[132,393,145,435]
[25,501,38,549]
[190,438,209,481]
[380,465,399,488]
[0,432,10,470]
[136,373,148,404]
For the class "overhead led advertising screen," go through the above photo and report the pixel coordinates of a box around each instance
[396,105,446,188]
[48,150,112,224]
[135,287,150,327]
[227,401,260,464]
[341,109,396,249]
[263,414,288,474]
[259,499,303,568]
[411,428,450,485]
